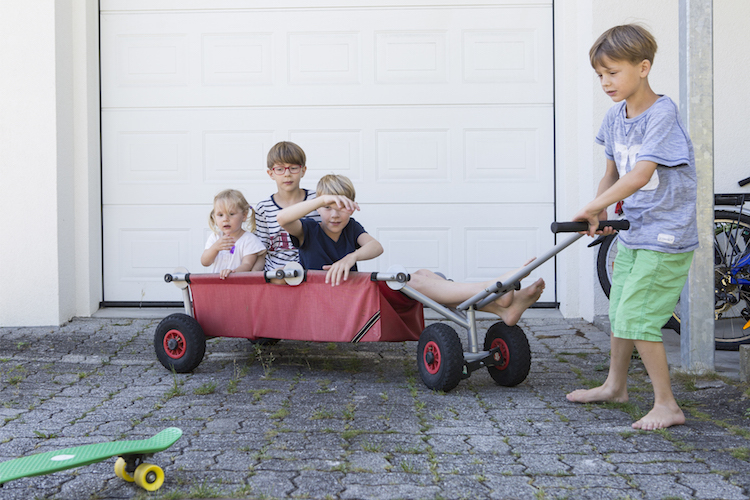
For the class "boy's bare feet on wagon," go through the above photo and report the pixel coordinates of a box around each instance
[632,403,685,430]
[485,278,545,326]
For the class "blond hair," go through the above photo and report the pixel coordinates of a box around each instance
[267,141,306,170]
[590,24,657,68]
[209,189,256,233]
[316,174,356,201]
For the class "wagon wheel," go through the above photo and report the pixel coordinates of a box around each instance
[484,322,531,387]
[417,323,464,392]
[154,313,206,373]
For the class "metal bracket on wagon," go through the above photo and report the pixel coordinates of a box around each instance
[371,265,411,291]
[164,267,190,290]
[462,345,507,378]
[264,262,306,286]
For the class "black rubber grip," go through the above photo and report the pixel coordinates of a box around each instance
[550,220,630,233]
[715,194,748,206]
[739,176,750,187]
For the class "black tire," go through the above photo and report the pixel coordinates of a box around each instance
[416,323,464,392]
[154,313,206,372]
[483,322,531,387]
[596,233,681,333]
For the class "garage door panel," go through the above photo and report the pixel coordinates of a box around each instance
[104,202,554,302]
[101,5,552,107]
[103,205,207,302]
[101,1,554,303]
[102,104,552,204]
[315,202,555,302]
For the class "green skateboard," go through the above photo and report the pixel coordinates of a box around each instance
[0,427,182,492]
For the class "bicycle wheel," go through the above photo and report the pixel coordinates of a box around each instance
[596,233,681,332]
[713,210,750,349]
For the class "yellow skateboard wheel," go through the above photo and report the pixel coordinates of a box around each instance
[134,463,165,491]
[114,458,135,482]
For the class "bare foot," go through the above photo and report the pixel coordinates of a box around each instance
[566,384,628,404]
[632,403,685,430]
[484,278,545,326]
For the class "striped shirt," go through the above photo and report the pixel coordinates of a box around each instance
[253,189,321,271]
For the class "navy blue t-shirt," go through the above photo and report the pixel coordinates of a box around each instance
[290,217,366,271]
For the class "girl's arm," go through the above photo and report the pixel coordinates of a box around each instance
[219,250,265,279]
[574,159,657,236]
[250,256,266,271]
[201,234,235,267]
[323,232,384,286]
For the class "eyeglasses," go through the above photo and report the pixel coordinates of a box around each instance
[271,165,302,175]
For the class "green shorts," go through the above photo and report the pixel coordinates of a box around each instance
[609,243,693,342]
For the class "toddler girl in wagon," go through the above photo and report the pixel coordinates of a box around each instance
[201,189,266,279]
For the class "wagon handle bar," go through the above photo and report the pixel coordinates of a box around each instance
[550,219,630,233]
[458,220,630,311]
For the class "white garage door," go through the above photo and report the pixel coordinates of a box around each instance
[100,0,554,303]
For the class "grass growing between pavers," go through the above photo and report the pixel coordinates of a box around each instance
[552,327,750,495]
[4,318,750,500]
[135,479,257,500]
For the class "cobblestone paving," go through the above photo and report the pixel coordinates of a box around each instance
[0,315,749,499]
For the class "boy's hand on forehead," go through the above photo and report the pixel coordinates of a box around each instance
[321,195,359,212]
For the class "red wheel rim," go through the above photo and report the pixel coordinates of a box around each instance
[423,341,441,374]
[490,338,510,370]
[164,329,186,359]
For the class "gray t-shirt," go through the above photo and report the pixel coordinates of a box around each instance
[596,95,698,253]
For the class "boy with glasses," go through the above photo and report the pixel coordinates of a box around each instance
[254,142,322,271]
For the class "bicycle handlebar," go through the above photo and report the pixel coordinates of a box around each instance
[550,220,630,233]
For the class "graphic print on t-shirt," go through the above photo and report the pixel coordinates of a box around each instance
[614,143,659,191]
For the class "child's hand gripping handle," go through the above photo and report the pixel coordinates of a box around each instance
[550,220,630,233]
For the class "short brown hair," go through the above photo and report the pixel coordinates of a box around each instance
[316,174,356,201]
[267,141,306,170]
[590,24,657,68]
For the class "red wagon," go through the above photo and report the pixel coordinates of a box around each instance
[155,221,627,391]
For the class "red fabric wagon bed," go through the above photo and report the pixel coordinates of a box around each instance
[187,271,424,343]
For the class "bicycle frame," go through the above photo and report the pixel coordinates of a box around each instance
[715,194,750,286]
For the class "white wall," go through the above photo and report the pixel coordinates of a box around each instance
[0,2,66,326]
[714,2,750,193]
[0,0,100,327]
[72,0,103,319]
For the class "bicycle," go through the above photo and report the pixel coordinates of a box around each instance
[594,177,750,350]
